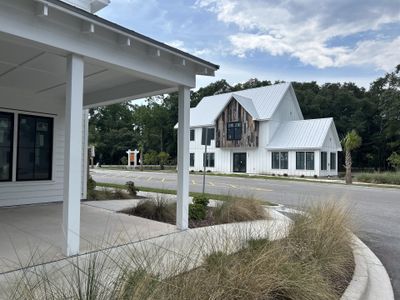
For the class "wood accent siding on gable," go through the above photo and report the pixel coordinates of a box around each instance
[216,98,259,148]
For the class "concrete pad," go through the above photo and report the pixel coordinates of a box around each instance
[0,202,178,274]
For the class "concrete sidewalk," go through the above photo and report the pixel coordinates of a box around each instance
[0,208,290,299]
[0,203,177,274]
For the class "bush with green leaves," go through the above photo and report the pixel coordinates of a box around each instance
[189,203,207,220]
[158,152,170,170]
[120,156,128,166]
[388,152,400,171]
[126,181,138,196]
[143,150,159,165]
[192,195,210,207]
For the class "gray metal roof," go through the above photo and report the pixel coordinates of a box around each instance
[266,118,341,150]
[190,82,291,127]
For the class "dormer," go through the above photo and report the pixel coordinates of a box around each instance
[61,0,110,13]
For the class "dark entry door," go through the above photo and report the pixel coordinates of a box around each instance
[233,153,247,173]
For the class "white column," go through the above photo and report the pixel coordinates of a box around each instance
[127,149,131,167]
[133,149,139,168]
[63,54,84,256]
[176,86,190,230]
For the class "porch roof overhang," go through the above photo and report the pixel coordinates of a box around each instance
[0,0,219,108]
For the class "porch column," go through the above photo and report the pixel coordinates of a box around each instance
[63,54,84,256]
[176,86,190,230]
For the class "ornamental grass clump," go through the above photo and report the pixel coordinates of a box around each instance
[4,201,354,300]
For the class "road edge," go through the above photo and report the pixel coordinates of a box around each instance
[341,235,394,300]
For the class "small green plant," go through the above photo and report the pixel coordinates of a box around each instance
[87,176,97,192]
[192,195,210,207]
[158,152,170,170]
[120,156,128,165]
[387,152,400,171]
[189,203,207,220]
[126,181,138,196]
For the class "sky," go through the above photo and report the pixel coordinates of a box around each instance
[98,0,400,90]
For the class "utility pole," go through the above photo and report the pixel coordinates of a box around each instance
[202,127,208,194]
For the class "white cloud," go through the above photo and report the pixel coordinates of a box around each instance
[195,0,400,71]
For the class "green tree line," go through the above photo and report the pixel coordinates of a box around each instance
[89,65,400,170]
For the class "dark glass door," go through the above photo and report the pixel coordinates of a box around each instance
[233,153,246,173]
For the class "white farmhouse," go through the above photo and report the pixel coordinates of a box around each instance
[0,0,218,255]
[188,83,342,177]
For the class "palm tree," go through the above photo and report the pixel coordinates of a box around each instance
[342,130,362,184]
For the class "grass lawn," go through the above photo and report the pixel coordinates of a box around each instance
[96,181,277,206]
[356,172,400,185]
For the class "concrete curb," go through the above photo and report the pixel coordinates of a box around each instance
[341,235,394,300]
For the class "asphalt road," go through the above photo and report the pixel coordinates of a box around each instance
[92,168,400,298]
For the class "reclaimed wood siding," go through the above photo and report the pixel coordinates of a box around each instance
[216,99,259,148]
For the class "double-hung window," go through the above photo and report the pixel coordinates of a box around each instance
[0,112,14,181]
[17,115,53,181]
[227,122,242,140]
[203,153,215,167]
[306,152,315,170]
[190,129,195,141]
[296,152,305,170]
[330,152,336,170]
[272,151,288,169]
[321,152,327,170]
[190,153,195,167]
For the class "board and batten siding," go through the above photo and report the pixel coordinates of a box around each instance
[0,88,64,207]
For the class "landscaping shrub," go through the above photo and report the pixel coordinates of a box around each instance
[192,195,209,207]
[356,172,400,185]
[120,156,128,166]
[88,176,97,191]
[189,203,206,220]
[213,198,267,224]
[126,181,138,196]
[7,201,354,300]
[189,195,210,221]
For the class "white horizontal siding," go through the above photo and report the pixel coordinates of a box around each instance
[0,88,66,207]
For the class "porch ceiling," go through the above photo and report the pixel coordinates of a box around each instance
[0,36,174,107]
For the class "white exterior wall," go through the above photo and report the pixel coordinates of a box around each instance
[320,127,340,177]
[188,89,340,177]
[0,88,65,207]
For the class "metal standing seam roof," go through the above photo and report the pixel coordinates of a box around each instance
[266,118,338,150]
[189,82,291,127]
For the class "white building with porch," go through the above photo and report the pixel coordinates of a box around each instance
[0,0,218,257]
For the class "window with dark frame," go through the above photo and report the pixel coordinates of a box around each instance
[190,153,195,167]
[227,122,242,140]
[321,152,327,170]
[17,115,53,181]
[271,152,280,169]
[280,152,288,169]
[0,112,14,182]
[203,152,215,167]
[296,152,305,170]
[190,129,195,141]
[306,152,315,170]
[330,152,336,170]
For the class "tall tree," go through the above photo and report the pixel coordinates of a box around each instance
[342,130,362,184]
